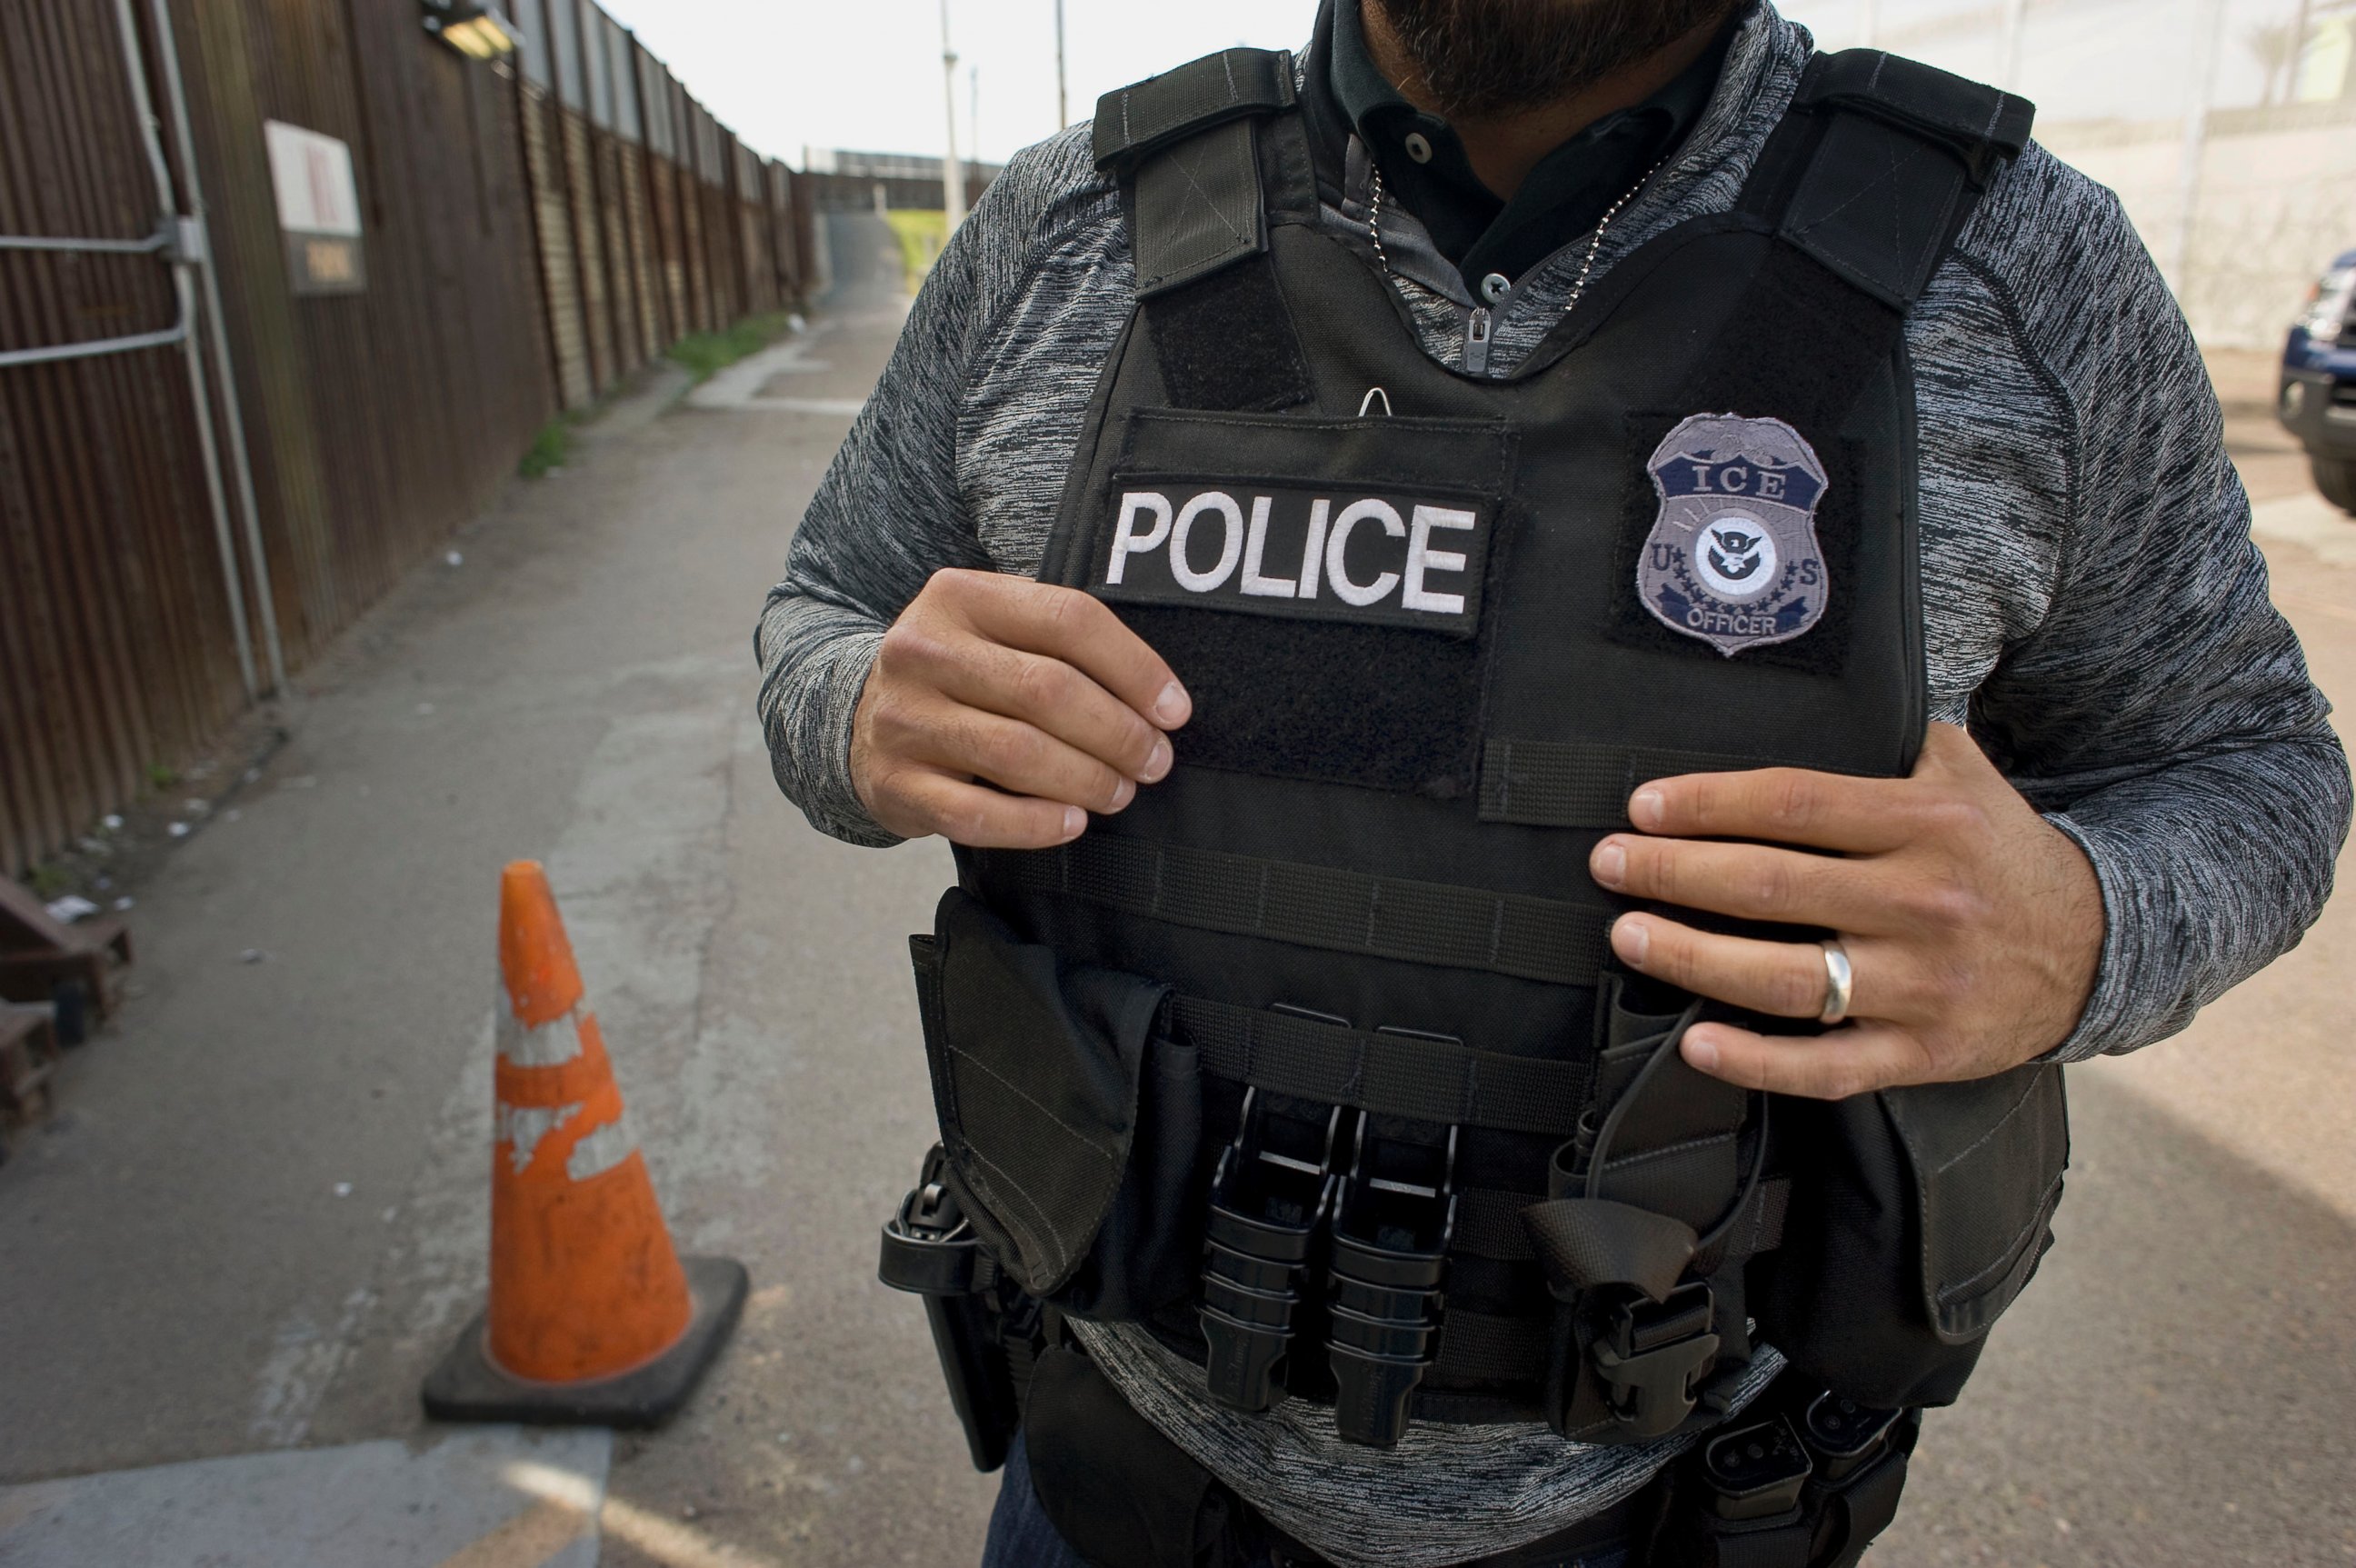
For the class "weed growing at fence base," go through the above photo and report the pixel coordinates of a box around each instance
[668,312,798,384]
[519,416,574,479]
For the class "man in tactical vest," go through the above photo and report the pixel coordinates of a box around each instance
[757,0,2351,1563]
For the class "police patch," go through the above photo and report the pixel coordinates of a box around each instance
[1636,414,1830,657]
[1088,483,1490,637]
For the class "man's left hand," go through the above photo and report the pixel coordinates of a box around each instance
[1588,723,2104,1100]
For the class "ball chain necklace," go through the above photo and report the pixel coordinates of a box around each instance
[1367,153,1667,337]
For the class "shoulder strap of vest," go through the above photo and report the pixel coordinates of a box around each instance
[1092,48,1298,301]
[1092,47,1296,175]
[1749,49,2037,311]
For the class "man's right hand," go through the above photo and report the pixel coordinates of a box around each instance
[851,568,1192,848]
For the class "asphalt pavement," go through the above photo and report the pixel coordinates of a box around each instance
[1,214,2351,1567]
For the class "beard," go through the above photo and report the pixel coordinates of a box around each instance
[1367,0,1738,119]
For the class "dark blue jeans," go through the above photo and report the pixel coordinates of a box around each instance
[981,1435,1633,1568]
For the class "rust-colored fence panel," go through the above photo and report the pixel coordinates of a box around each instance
[0,0,249,876]
[2,0,796,875]
[166,0,555,666]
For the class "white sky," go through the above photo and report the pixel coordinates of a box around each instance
[592,0,2303,170]
[593,0,1323,167]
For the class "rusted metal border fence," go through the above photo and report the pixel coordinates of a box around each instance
[1,0,819,875]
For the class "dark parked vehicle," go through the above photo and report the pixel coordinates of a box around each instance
[2280,249,2356,514]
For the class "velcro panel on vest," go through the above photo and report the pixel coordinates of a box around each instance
[1796,50,2034,185]
[1143,258,1314,412]
[1093,48,1296,174]
[1167,994,1591,1136]
[978,837,1612,988]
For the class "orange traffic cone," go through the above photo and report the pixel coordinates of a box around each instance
[423,862,745,1427]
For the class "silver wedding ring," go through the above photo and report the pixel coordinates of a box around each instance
[1819,938,1855,1026]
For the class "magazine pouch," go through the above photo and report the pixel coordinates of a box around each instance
[1757,1064,2068,1408]
[913,886,1189,1312]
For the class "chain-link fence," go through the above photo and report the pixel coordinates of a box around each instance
[1783,0,2356,346]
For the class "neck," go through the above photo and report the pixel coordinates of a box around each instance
[1361,6,1726,200]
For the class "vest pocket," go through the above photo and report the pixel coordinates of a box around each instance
[1755,1064,2068,1408]
[913,887,1185,1308]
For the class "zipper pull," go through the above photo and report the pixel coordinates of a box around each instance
[1464,306,1492,376]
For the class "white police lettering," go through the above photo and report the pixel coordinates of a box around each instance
[1096,484,1488,634]
[1239,495,1296,598]
[1106,492,1173,585]
[1170,492,1244,592]
[1403,505,1475,614]
[1326,500,1403,607]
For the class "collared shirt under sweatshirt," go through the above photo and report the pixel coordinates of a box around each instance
[754,5,2351,1563]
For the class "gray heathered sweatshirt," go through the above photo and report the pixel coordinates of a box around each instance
[756,6,2351,1563]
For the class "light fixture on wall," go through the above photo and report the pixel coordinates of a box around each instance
[420,0,520,59]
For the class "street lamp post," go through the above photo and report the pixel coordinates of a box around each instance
[1056,0,1069,130]
[940,0,966,228]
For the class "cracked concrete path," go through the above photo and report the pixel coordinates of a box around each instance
[2,210,2352,1566]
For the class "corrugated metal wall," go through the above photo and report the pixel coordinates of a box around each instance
[0,0,819,875]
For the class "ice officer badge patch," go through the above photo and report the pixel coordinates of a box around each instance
[1637,414,1830,657]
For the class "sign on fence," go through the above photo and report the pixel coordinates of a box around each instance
[264,120,366,295]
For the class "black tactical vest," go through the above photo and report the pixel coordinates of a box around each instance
[908,44,2070,1453]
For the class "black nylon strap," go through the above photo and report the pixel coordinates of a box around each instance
[1777,51,2036,311]
[1131,119,1267,298]
[1795,50,2034,185]
[1172,995,1591,1137]
[1433,1306,1549,1384]
[1453,1186,1542,1261]
[982,839,1613,987]
[1480,739,1811,830]
[1092,48,1296,174]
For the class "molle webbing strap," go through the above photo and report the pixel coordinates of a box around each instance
[1092,49,1296,175]
[1453,1187,1543,1261]
[1433,1308,1549,1384]
[1480,739,1829,830]
[982,840,1612,987]
[1774,50,2036,311]
[1169,994,1592,1138]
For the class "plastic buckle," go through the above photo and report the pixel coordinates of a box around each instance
[1699,1413,1813,1522]
[1801,1391,1905,1483]
[1591,1281,1720,1440]
[1326,1112,1457,1448]
[878,1146,984,1297]
[1199,1087,1343,1413]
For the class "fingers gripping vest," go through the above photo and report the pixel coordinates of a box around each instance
[908,48,2069,1451]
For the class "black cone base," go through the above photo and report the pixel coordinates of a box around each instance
[422,1255,749,1429]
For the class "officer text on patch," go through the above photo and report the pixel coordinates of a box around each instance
[1091,484,1490,635]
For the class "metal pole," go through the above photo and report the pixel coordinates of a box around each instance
[2286,0,2314,100]
[940,0,965,228]
[1055,0,1069,130]
[111,0,259,703]
[1996,0,2028,89]
[1856,0,1880,47]
[146,0,287,696]
[2169,0,2229,292]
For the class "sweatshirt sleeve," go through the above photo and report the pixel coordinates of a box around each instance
[1962,168,2351,1061]
[753,192,1012,848]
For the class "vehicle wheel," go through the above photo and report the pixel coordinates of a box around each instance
[2315,458,2356,515]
